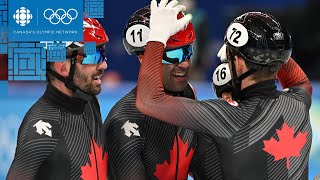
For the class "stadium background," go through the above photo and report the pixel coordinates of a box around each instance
[0,0,319,179]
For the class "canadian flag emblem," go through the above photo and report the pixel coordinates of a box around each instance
[227,99,239,107]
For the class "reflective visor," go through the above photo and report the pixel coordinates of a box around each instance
[80,48,107,65]
[162,45,193,64]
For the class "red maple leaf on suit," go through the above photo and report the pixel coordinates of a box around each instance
[81,138,108,180]
[263,122,307,169]
[154,136,195,180]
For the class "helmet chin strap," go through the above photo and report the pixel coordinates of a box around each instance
[47,58,93,101]
[229,49,257,101]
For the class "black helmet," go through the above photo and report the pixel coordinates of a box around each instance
[123,6,196,55]
[224,12,292,72]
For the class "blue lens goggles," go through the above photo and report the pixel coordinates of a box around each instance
[162,45,193,64]
[79,48,107,65]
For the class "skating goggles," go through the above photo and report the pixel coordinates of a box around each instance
[162,45,193,64]
[76,48,107,65]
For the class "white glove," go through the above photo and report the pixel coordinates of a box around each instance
[217,44,227,62]
[147,0,192,47]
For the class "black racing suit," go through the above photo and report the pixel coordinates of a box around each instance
[104,85,198,180]
[189,133,223,180]
[7,83,107,180]
[136,42,313,180]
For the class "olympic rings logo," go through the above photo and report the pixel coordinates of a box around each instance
[43,8,78,25]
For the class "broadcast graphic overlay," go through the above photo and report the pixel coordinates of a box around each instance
[0,0,104,96]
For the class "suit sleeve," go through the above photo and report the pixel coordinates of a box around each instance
[7,114,59,180]
[277,57,312,108]
[104,112,147,180]
[136,42,235,138]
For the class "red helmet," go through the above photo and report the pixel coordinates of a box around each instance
[83,18,109,45]
[166,12,195,49]
[123,6,196,55]
[66,18,109,56]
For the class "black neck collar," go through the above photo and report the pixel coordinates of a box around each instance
[238,80,280,101]
[42,83,88,114]
[133,86,185,97]
[164,88,185,96]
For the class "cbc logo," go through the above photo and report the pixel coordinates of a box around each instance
[43,8,78,25]
[13,7,33,26]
